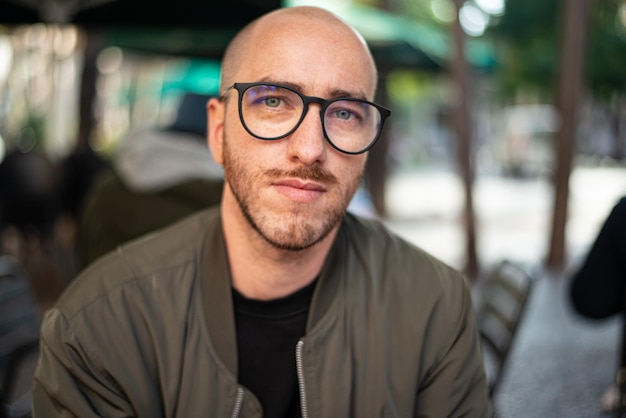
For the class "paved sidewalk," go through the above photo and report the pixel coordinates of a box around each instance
[383,165,626,269]
[382,165,626,417]
[494,269,620,417]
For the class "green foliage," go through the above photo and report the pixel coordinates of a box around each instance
[386,69,437,105]
[586,0,626,101]
[486,0,561,99]
[487,0,626,104]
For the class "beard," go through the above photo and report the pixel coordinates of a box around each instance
[222,138,362,251]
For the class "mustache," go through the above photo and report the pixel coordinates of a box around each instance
[265,166,338,185]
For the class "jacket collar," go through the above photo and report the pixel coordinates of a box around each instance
[306,222,346,330]
[198,207,351,376]
[199,208,239,377]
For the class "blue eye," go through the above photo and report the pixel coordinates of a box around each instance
[335,109,353,120]
[264,97,281,107]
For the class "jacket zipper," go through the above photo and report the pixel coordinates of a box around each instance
[231,387,244,418]
[296,339,309,418]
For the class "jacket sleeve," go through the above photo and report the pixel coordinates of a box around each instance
[569,196,626,319]
[415,271,492,418]
[32,308,135,418]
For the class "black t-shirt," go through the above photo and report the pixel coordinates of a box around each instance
[233,279,316,418]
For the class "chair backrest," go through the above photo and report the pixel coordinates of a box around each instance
[476,259,535,398]
[0,255,41,417]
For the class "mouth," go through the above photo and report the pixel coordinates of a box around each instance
[272,178,327,203]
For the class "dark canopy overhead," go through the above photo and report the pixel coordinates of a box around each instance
[1,0,283,59]
[72,0,280,28]
[2,0,39,22]
[1,0,494,73]
[0,0,281,27]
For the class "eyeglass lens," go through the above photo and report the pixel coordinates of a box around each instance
[240,84,382,154]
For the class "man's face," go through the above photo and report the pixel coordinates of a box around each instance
[212,15,377,251]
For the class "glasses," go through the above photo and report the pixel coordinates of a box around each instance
[221,82,391,155]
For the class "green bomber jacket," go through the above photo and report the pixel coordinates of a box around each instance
[32,206,491,417]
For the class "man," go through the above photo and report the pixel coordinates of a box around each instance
[33,6,490,417]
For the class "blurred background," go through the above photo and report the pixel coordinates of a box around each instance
[1,0,625,416]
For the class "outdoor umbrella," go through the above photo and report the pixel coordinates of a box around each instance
[0,0,281,27]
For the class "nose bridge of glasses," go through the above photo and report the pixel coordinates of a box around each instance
[301,95,326,115]
[296,95,326,127]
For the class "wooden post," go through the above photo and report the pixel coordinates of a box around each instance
[76,28,104,151]
[546,0,589,270]
[451,0,479,280]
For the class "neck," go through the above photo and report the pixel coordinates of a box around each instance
[220,192,338,301]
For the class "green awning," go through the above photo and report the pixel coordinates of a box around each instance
[288,2,497,72]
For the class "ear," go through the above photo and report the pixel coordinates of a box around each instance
[208,97,225,165]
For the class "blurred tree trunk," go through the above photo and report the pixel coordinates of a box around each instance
[366,80,390,218]
[76,28,104,151]
[364,0,394,217]
[610,95,625,161]
[546,0,589,270]
[451,0,479,280]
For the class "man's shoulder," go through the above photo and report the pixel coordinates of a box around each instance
[57,207,222,317]
[99,206,219,268]
[341,213,466,289]
[342,214,446,263]
[118,206,220,258]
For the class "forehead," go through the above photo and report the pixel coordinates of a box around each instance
[234,13,377,98]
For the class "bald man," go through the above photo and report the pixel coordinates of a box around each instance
[33,6,490,417]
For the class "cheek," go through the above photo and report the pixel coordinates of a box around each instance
[222,134,249,177]
[223,118,253,165]
[222,132,274,181]
[340,155,367,183]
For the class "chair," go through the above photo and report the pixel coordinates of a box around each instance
[475,259,535,399]
[0,255,41,418]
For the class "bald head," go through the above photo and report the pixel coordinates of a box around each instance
[219,6,378,98]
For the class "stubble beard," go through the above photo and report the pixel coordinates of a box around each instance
[222,138,362,252]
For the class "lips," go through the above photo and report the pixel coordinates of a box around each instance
[272,178,326,203]
[275,179,325,191]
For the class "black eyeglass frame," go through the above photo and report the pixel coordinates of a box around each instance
[221,82,391,155]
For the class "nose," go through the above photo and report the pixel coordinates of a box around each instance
[286,103,328,165]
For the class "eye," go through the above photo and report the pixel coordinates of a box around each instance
[263,97,282,108]
[334,109,354,120]
[326,100,370,123]
[245,85,292,108]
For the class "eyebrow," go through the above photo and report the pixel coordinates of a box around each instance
[255,77,369,101]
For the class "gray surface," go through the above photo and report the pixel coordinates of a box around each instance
[493,268,621,418]
[382,167,626,417]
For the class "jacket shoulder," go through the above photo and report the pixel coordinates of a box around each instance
[57,207,221,318]
[343,214,461,276]
[341,214,469,301]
